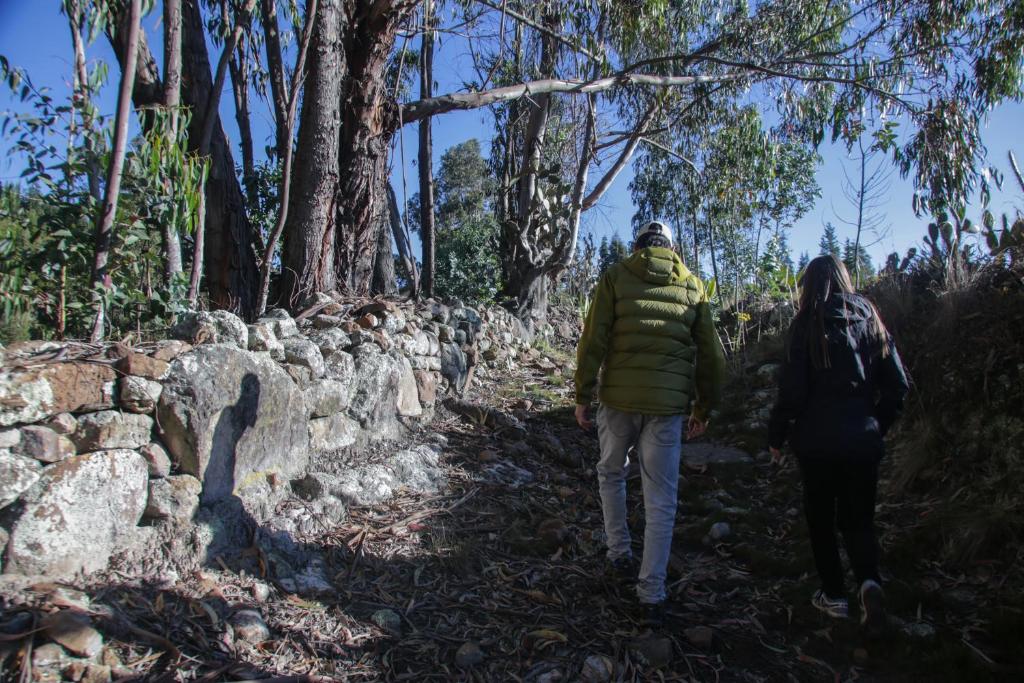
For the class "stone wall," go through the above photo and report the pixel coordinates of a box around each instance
[0,297,533,580]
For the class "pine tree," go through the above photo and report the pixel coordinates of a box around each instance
[819,222,840,257]
[842,239,875,281]
[797,251,810,270]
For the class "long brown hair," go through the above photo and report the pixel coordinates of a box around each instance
[796,254,889,369]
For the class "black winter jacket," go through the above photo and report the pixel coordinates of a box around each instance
[768,293,910,460]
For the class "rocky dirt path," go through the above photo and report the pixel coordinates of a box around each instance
[2,349,1021,682]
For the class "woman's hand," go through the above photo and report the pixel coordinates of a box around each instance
[686,415,708,440]
[769,446,786,466]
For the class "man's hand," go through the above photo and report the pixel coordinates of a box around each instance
[686,415,707,440]
[575,404,594,431]
[769,446,786,466]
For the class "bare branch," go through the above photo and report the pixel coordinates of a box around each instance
[472,0,599,61]
[401,72,738,122]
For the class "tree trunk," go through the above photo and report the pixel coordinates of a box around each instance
[371,214,398,297]
[89,0,141,342]
[333,1,412,295]
[387,182,419,294]
[228,33,257,207]
[162,0,184,281]
[279,0,343,308]
[64,0,102,202]
[259,0,289,158]
[179,0,260,317]
[417,0,436,297]
[106,1,258,316]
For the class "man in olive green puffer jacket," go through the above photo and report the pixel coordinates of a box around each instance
[574,221,725,623]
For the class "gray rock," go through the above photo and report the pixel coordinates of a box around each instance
[305,379,351,418]
[629,635,672,668]
[282,337,326,378]
[438,325,455,343]
[580,654,613,683]
[390,445,446,493]
[144,475,201,522]
[708,522,731,541]
[312,314,341,329]
[208,310,248,349]
[169,311,218,345]
[44,413,77,435]
[140,442,172,478]
[323,347,355,382]
[371,608,401,635]
[440,342,468,392]
[395,356,422,417]
[247,323,285,360]
[117,376,163,413]
[309,328,351,357]
[308,413,360,452]
[423,331,440,356]
[681,443,753,466]
[0,362,117,427]
[454,329,468,345]
[0,449,42,509]
[380,311,405,335]
[0,428,21,449]
[455,641,485,669]
[0,526,7,569]
[348,346,402,430]
[410,355,442,372]
[259,308,300,338]
[72,411,153,451]
[157,345,309,505]
[231,610,270,644]
[4,449,148,577]
[20,425,75,463]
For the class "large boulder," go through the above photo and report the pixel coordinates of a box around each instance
[282,337,326,379]
[171,311,247,349]
[157,345,309,504]
[4,449,148,577]
[0,363,116,427]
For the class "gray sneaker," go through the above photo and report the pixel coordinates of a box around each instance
[859,580,886,637]
[811,589,849,618]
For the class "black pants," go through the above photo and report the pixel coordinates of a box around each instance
[798,457,881,598]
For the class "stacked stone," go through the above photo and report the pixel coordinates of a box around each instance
[0,295,539,580]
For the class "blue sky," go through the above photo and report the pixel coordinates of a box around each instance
[1,1,1021,268]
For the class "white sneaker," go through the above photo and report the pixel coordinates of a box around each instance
[811,589,849,618]
[859,580,886,637]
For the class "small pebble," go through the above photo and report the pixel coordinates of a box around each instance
[455,641,485,668]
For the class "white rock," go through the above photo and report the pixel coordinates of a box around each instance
[4,449,148,577]
[282,337,326,378]
[0,448,42,509]
[117,376,163,413]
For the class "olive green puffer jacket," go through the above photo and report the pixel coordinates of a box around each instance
[574,247,725,418]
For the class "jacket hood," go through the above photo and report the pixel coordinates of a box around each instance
[824,292,875,324]
[623,247,690,285]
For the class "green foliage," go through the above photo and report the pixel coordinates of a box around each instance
[427,139,503,303]
[435,215,502,303]
[842,238,875,281]
[597,234,629,274]
[818,223,840,258]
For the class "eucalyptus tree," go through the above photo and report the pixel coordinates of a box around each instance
[50,0,1024,322]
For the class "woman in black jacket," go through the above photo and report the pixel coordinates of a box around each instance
[768,255,909,636]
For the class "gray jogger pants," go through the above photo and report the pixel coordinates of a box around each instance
[596,404,683,604]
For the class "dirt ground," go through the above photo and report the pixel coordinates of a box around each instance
[2,350,1022,682]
